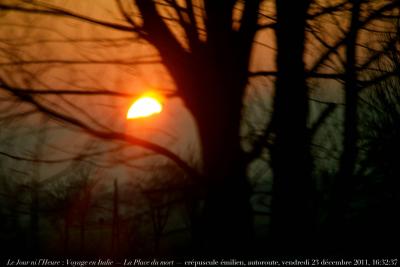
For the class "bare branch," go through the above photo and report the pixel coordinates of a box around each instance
[0,59,161,66]
[2,83,199,179]
[248,71,344,79]
[310,0,400,73]
[1,86,176,98]
[308,1,349,20]
[0,2,136,32]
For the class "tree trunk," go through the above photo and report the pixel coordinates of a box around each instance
[63,213,70,253]
[197,91,253,255]
[111,179,120,256]
[135,0,260,255]
[327,0,361,252]
[338,0,360,205]
[29,179,39,255]
[270,0,315,253]
[183,57,253,254]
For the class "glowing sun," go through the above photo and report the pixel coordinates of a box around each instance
[126,95,163,119]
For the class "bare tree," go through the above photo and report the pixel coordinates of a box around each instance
[1,0,399,256]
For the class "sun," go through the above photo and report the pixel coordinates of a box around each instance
[126,95,163,119]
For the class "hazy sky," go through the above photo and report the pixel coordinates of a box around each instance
[0,0,393,183]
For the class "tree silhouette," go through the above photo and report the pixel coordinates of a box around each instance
[1,0,399,257]
[271,0,312,243]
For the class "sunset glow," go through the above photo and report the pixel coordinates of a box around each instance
[126,95,163,119]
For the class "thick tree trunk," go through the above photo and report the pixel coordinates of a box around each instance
[187,65,253,254]
[135,0,260,255]
[199,108,253,255]
[270,0,315,253]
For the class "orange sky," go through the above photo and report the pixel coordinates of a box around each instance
[0,0,397,178]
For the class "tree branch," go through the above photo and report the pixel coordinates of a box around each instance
[0,59,161,66]
[1,81,199,179]
[0,3,136,32]
[309,0,400,73]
